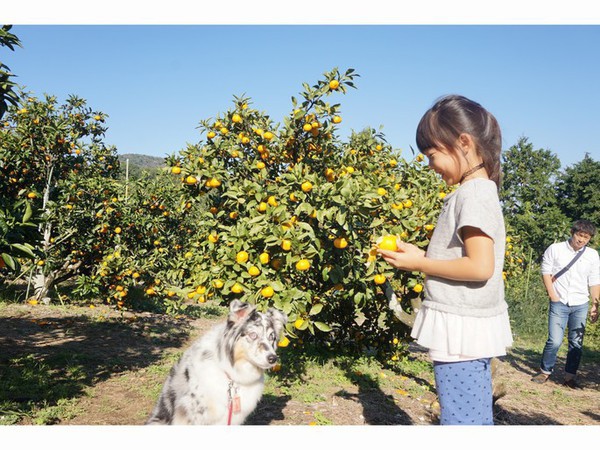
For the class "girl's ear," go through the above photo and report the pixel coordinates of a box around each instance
[458,133,476,154]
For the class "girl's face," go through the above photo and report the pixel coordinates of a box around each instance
[422,146,464,186]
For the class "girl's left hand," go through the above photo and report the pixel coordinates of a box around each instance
[377,241,425,272]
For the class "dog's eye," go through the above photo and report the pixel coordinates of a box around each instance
[269,332,276,341]
[247,332,258,340]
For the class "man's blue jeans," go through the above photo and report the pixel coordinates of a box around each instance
[540,301,589,375]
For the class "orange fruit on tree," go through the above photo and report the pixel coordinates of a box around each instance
[378,235,398,251]
[413,283,423,293]
[207,131,216,139]
[261,285,274,298]
[258,202,267,212]
[231,283,244,294]
[329,79,340,90]
[373,274,386,285]
[248,266,261,277]
[259,252,270,264]
[295,259,311,271]
[294,318,305,329]
[185,175,197,185]
[332,115,342,124]
[278,336,290,347]
[333,237,348,249]
[263,131,274,141]
[207,178,221,188]
[27,192,37,199]
[232,113,242,123]
[281,239,292,251]
[236,250,249,264]
[302,123,312,132]
[213,279,224,289]
[171,166,181,175]
[301,181,313,192]
[324,168,335,181]
[208,233,219,243]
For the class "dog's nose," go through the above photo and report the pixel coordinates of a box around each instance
[267,354,278,365]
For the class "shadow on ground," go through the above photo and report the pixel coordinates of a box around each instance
[0,311,193,423]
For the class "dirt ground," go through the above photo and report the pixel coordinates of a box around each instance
[1,303,598,426]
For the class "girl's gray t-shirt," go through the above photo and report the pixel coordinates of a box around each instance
[422,178,508,318]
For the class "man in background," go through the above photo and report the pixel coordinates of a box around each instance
[531,219,599,388]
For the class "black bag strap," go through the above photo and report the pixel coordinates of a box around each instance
[551,247,586,282]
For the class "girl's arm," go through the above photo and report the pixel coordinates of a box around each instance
[377,226,495,282]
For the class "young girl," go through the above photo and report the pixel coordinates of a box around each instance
[378,95,513,425]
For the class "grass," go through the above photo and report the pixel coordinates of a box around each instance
[1,267,599,425]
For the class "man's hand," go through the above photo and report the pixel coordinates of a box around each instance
[591,303,599,324]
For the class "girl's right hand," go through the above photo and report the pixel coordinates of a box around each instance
[377,241,425,272]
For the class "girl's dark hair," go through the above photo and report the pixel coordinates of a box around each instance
[416,95,502,189]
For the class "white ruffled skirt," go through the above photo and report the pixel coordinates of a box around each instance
[410,305,513,362]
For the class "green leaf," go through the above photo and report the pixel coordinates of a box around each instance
[22,201,33,223]
[313,321,332,332]
[309,303,323,315]
[11,243,36,258]
[2,253,16,270]
[336,210,346,226]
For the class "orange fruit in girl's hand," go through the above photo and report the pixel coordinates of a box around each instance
[378,235,398,252]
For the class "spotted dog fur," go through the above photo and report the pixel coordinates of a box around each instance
[146,300,287,425]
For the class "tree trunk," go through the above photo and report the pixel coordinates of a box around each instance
[33,162,55,303]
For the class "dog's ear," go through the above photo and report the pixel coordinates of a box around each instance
[267,308,288,335]
[228,300,255,323]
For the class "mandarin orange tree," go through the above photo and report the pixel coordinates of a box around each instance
[0,92,120,300]
[165,68,447,358]
[73,171,207,314]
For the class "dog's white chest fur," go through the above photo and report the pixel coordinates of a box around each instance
[173,330,266,425]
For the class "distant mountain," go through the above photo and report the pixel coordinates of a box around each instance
[117,153,165,179]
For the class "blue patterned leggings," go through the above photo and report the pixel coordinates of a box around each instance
[433,358,493,425]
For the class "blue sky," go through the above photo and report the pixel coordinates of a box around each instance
[3,9,600,169]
